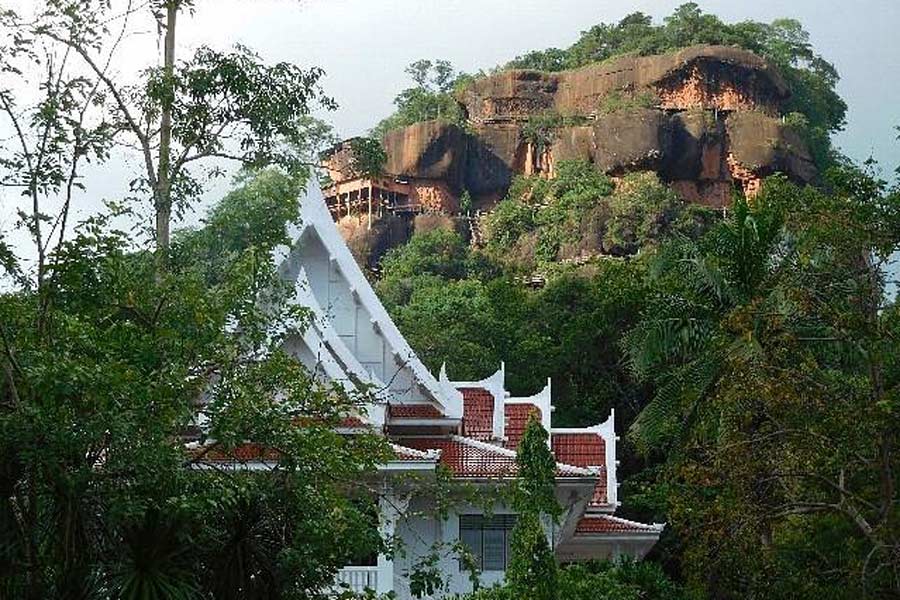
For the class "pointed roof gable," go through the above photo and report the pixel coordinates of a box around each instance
[277,187,463,423]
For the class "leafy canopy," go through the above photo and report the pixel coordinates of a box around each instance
[623,167,900,597]
[370,59,471,139]
[0,170,391,599]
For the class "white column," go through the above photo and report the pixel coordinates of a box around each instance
[377,490,410,595]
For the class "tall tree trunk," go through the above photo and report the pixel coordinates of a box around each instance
[155,2,177,258]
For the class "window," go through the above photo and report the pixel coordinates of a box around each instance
[459,514,516,572]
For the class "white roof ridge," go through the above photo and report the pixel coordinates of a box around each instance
[450,434,517,457]
[389,442,442,461]
[451,362,505,390]
[584,513,666,532]
[551,425,605,434]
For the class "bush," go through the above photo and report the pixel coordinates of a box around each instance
[456,559,683,600]
[484,161,615,263]
[483,197,536,250]
[604,172,716,255]
[557,560,684,600]
[598,90,659,115]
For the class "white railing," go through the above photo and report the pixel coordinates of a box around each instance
[334,566,378,594]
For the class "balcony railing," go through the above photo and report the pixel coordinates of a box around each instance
[334,566,378,594]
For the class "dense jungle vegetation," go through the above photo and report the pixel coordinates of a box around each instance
[372,4,900,598]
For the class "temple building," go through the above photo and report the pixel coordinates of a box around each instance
[192,186,663,598]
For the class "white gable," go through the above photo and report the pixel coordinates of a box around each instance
[277,186,463,423]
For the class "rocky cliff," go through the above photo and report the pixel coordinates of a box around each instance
[325,45,817,267]
[370,45,815,209]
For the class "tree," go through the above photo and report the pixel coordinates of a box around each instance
[0,170,391,599]
[624,170,900,597]
[506,417,560,600]
[370,59,468,139]
[375,225,650,427]
[2,1,335,263]
[624,192,786,451]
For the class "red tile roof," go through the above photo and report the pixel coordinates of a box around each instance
[389,403,445,419]
[340,416,368,428]
[504,403,541,450]
[398,435,592,478]
[400,436,517,478]
[574,514,662,536]
[552,432,608,505]
[191,443,280,463]
[552,433,604,468]
[460,387,494,441]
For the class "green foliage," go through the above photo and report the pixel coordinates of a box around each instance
[483,161,614,264]
[377,228,649,426]
[0,171,391,599]
[505,512,558,600]
[350,137,388,178]
[173,168,304,285]
[521,111,564,151]
[506,47,569,72]
[155,43,335,171]
[459,189,474,214]
[624,192,786,451]
[463,556,682,600]
[502,419,560,600]
[514,419,560,519]
[604,172,715,256]
[597,90,659,115]
[383,276,518,380]
[483,197,536,252]
[623,167,900,597]
[408,548,447,598]
[784,111,832,172]
[0,235,19,283]
[376,229,495,312]
[557,560,684,600]
[484,164,714,264]
[371,59,468,138]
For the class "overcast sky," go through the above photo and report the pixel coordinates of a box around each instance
[1,0,899,260]
[188,0,896,166]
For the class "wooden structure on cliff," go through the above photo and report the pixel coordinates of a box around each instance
[321,137,459,228]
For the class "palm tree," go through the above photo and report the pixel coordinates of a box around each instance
[624,196,786,451]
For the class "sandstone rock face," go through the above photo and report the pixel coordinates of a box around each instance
[329,45,817,248]
[461,70,558,124]
[409,180,459,213]
[550,126,595,164]
[591,109,672,174]
[383,120,468,191]
[462,45,788,123]
[336,212,469,270]
[337,214,412,270]
[725,111,816,182]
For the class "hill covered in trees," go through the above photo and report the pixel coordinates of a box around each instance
[365,5,900,598]
[327,4,849,271]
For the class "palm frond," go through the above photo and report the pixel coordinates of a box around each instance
[629,352,722,452]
